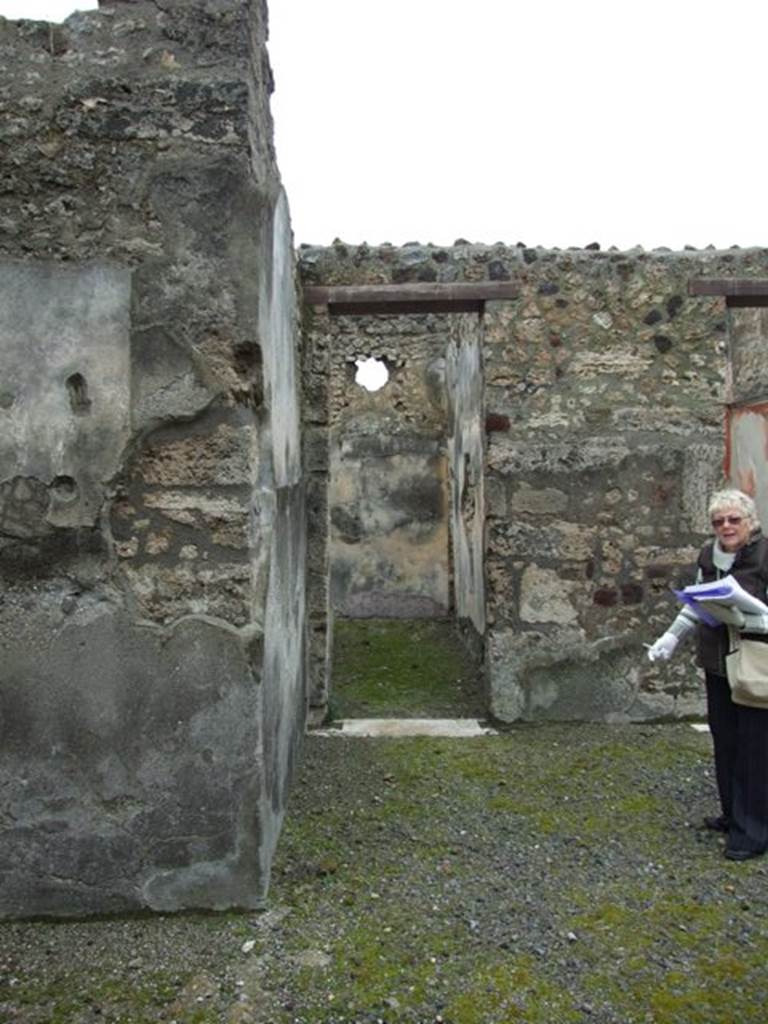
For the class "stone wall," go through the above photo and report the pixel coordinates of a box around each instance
[3,0,768,919]
[0,0,307,917]
[299,241,768,723]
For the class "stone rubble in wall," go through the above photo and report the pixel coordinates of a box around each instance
[300,239,768,723]
[0,0,306,919]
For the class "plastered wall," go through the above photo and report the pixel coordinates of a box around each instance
[326,319,451,620]
[0,0,307,917]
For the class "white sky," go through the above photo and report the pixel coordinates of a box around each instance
[3,0,767,252]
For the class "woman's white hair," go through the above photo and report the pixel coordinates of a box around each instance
[708,488,760,529]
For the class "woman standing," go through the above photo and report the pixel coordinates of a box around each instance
[647,488,768,860]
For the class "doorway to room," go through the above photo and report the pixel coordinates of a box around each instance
[302,282,512,724]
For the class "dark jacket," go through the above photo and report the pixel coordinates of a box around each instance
[696,530,768,674]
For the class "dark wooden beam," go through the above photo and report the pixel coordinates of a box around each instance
[726,296,768,308]
[689,279,768,299]
[303,281,519,315]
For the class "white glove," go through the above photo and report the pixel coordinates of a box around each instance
[647,632,679,662]
[741,612,768,633]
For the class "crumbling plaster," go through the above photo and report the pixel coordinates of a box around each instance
[0,0,307,918]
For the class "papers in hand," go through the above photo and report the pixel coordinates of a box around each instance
[674,574,768,627]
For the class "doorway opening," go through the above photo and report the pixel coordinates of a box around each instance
[303,284,502,726]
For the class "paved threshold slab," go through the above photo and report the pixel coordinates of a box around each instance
[314,718,497,738]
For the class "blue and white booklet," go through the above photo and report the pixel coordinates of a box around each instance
[674,574,768,627]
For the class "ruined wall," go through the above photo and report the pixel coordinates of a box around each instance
[445,313,486,636]
[0,0,306,917]
[301,305,334,715]
[299,241,768,723]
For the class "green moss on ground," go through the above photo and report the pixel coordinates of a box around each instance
[4,724,768,1023]
[263,726,768,1022]
[1,970,185,1024]
[330,618,484,719]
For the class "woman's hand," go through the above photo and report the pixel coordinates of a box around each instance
[647,633,679,662]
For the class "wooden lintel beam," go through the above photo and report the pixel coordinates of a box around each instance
[326,299,486,315]
[689,279,768,298]
[726,295,768,308]
[303,281,519,315]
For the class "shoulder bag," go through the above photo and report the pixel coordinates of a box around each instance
[726,626,768,709]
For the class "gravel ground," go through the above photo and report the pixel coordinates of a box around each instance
[3,722,768,1024]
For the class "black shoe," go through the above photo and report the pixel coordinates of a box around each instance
[724,847,765,861]
[704,815,730,833]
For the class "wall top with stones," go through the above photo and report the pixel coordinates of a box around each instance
[298,240,768,287]
[0,0,264,78]
[0,0,275,262]
[0,0,272,151]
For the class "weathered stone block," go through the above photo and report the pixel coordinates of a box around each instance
[121,562,253,626]
[509,484,569,515]
[142,491,250,549]
[487,626,697,723]
[519,565,583,625]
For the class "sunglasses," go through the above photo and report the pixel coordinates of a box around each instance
[711,515,744,528]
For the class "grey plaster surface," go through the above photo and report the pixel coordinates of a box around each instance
[0,0,308,922]
[0,261,131,528]
[446,312,486,635]
[0,596,264,917]
[256,191,308,872]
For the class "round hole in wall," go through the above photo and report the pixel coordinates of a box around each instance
[50,475,79,504]
[355,356,389,392]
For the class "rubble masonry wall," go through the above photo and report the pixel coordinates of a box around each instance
[299,240,768,723]
[0,0,307,917]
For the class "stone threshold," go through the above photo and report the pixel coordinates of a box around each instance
[312,721,710,737]
[313,718,497,738]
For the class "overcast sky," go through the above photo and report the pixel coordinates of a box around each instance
[4,0,766,252]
